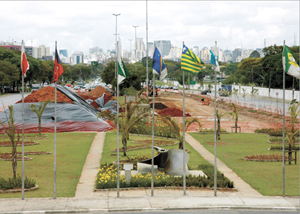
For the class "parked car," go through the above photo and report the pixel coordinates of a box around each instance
[201,89,211,95]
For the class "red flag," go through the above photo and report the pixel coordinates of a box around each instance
[21,43,29,77]
[53,48,64,82]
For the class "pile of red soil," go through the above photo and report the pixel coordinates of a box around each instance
[158,107,191,117]
[78,93,112,109]
[16,87,73,104]
[86,86,113,97]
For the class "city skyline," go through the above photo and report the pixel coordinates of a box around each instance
[1,1,299,55]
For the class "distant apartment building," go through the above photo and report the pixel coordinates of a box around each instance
[192,46,199,56]
[71,51,84,65]
[59,49,68,57]
[210,41,223,62]
[33,45,51,59]
[232,48,242,63]
[0,43,21,51]
[154,40,171,57]
[223,50,233,63]
[89,46,103,54]
[199,47,210,63]
[165,46,181,61]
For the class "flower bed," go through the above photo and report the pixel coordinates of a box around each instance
[95,163,234,189]
[0,141,39,147]
[243,154,288,162]
[0,151,51,161]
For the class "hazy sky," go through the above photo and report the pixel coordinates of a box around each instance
[1,1,299,56]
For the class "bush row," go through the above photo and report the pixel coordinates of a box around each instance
[0,176,36,190]
[95,163,234,189]
[130,121,177,138]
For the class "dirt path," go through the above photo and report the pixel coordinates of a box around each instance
[155,91,284,133]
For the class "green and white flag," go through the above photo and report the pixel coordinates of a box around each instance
[283,45,300,79]
[117,42,129,85]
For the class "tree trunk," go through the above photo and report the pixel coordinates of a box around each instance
[38,117,42,136]
[11,141,17,178]
[122,136,127,156]
[288,144,292,165]
[179,140,183,150]
[235,119,238,133]
[217,119,221,140]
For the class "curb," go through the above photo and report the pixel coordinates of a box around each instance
[0,206,298,214]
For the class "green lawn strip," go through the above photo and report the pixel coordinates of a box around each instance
[101,131,215,170]
[189,132,300,196]
[0,132,95,198]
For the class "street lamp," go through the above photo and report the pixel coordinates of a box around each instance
[132,25,139,61]
[113,13,121,79]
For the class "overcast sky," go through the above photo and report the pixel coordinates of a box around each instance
[1,1,299,56]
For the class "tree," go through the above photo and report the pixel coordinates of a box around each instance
[98,101,150,156]
[0,60,19,93]
[216,109,232,140]
[237,58,261,86]
[230,103,239,133]
[0,106,17,178]
[287,99,300,164]
[30,101,51,136]
[161,116,201,149]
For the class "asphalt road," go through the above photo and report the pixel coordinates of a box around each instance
[0,93,29,110]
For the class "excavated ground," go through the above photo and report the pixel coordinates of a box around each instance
[155,91,288,133]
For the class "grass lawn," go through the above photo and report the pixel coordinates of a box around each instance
[101,131,209,170]
[0,132,95,198]
[190,132,300,196]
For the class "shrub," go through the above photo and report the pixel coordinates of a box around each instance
[254,128,273,134]
[0,176,36,190]
[130,120,177,138]
[95,163,234,189]
[269,146,299,151]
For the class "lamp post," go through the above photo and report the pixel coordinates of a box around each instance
[113,13,120,79]
[132,25,139,61]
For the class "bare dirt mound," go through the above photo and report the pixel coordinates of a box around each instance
[157,91,283,133]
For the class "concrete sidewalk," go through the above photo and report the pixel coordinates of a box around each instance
[0,131,299,213]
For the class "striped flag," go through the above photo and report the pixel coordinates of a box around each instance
[21,42,29,77]
[181,44,203,73]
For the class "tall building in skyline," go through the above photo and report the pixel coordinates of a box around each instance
[71,51,84,65]
[154,40,171,57]
[59,49,68,57]
[34,45,50,59]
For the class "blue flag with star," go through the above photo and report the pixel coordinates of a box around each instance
[152,47,167,80]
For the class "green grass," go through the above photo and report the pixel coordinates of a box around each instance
[0,132,95,198]
[101,131,210,170]
[189,132,300,196]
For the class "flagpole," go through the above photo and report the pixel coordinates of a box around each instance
[53,41,57,199]
[146,0,149,100]
[282,40,286,197]
[117,41,120,198]
[182,41,186,196]
[21,40,25,200]
[213,44,218,197]
[151,64,155,196]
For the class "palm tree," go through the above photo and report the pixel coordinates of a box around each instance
[0,106,17,178]
[230,103,239,133]
[98,101,150,156]
[30,100,51,136]
[287,100,300,164]
[161,116,201,149]
[216,109,232,140]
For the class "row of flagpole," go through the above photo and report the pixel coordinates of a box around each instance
[20,40,63,199]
